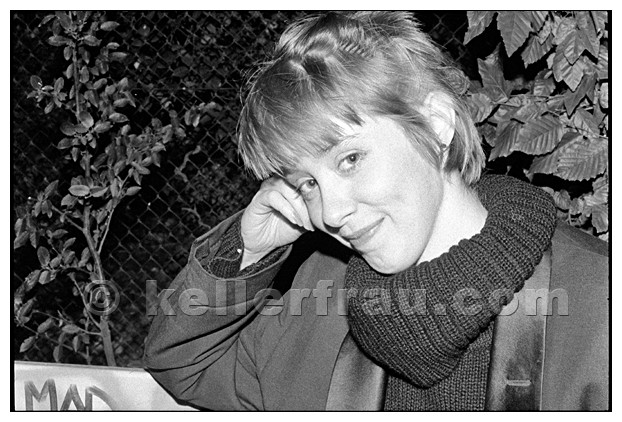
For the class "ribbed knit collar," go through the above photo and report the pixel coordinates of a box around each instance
[345,174,557,387]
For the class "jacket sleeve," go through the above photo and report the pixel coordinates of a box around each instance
[143,211,292,410]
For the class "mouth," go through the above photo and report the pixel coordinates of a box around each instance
[343,218,384,249]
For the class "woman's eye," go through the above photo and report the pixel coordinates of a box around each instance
[339,153,363,172]
[297,179,318,197]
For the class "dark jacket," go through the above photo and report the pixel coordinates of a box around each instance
[143,213,609,410]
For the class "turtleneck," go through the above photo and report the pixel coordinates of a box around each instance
[345,174,557,409]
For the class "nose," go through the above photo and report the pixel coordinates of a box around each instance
[320,182,356,229]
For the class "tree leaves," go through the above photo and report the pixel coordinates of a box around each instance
[552,51,588,91]
[514,115,563,155]
[69,185,90,197]
[464,11,496,44]
[467,93,494,123]
[522,34,553,65]
[556,136,607,181]
[564,73,596,115]
[20,336,36,353]
[497,12,531,57]
[530,133,607,181]
[477,51,510,103]
[489,121,521,160]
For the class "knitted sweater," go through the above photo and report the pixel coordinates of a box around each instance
[200,175,556,410]
[345,175,557,410]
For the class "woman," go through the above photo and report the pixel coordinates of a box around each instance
[144,12,608,410]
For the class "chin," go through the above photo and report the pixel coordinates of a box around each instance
[366,255,413,275]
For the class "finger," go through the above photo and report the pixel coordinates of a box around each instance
[265,177,313,231]
[264,190,305,228]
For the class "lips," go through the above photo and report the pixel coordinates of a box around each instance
[343,218,384,249]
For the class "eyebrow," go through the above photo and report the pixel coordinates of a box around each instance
[281,131,363,177]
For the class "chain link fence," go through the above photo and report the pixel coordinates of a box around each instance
[12,11,494,367]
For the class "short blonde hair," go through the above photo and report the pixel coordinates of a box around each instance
[238,12,485,184]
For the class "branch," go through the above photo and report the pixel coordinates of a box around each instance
[97,202,117,256]
[51,204,83,232]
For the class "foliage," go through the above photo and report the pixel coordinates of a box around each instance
[464,11,609,240]
[13,11,204,366]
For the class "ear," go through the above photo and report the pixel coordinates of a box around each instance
[423,91,456,151]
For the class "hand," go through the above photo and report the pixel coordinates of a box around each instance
[240,176,314,269]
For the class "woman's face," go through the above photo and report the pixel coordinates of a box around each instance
[285,116,446,274]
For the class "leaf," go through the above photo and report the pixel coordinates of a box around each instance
[100,21,120,31]
[109,113,129,123]
[530,11,548,32]
[44,101,54,114]
[41,14,55,26]
[65,62,74,79]
[50,256,61,268]
[79,247,90,266]
[553,16,576,45]
[37,247,50,266]
[63,45,72,61]
[599,82,609,109]
[50,229,68,239]
[497,12,532,57]
[595,45,608,79]
[522,34,553,66]
[478,51,509,103]
[90,186,108,198]
[69,185,90,197]
[78,111,94,128]
[585,174,609,206]
[132,162,150,175]
[464,11,496,44]
[25,269,41,291]
[62,324,81,334]
[53,345,61,362]
[30,75,43,90]
[529,131,582,175]
[13,232,29,249]
[590,11,608,34]
[590,204,608,233]
[514,115,565,155]
[61,193,78,207]
[559,30,589,65]
[556,136,608,181]
[44,180,59,198]
[30,230,40,249]
[53,77,64,93]
[552,51,587,91]
[110,52,128,61]
[94,121,112,134]
[533,77,555,97]
[63,237,76,250]
[576,11,599,57]
[80,65,90,83]
[489,121,522,160]
[19,336,36,353]
[572,108,599,136]
[37,317,55,334]
[565,73,596,116]
[62,249,76,265]
[113,98,131,108]
[55,11,71,29]
[126,186,141,196]
[48,35,71,46]
[467,92,494,123]
[72,335,82,352]
[82,35,101,47]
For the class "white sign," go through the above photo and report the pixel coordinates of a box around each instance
[14,361,195,411]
